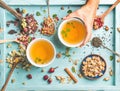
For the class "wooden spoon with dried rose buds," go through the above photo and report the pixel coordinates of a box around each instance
[93,0,120,30]
[0,0,38,34]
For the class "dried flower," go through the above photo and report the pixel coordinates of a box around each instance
[103,77,110,81]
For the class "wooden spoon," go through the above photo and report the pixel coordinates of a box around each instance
[93,0,120,30]
[0,39,20,44]
[100,0,120,21]
[0,0,23,20]
[0,0,38,34]
[1,57,23,91]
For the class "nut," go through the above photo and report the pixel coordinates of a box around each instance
[82,56,105,77]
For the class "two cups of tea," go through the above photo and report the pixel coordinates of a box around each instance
[27,17,87,67]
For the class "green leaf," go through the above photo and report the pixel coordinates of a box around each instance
[52,14,57,18]
[61,30,65,34]
[67,10,72,14]
[66,28,70,32]
[28,37,32,43]
[71,66,76,73]
[110,56,114,61]
[36,11,41,16]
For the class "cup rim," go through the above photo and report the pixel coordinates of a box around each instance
[26,38,56,67]
[58,17,86,47]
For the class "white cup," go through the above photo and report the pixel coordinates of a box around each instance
[58,17,86,47]
[26,38,56,67]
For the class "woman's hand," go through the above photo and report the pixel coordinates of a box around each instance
[63,0,100,47]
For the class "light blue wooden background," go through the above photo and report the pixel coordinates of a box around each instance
[0,0,120,91]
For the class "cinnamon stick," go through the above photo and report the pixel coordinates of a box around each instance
[64,68,78,83]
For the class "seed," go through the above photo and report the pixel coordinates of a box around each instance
[11,79,15,83]
[41,68,45,72]
[22,82,26,85]
[27,74,32,79]
[43,75,49,80]
[48,78,52,84]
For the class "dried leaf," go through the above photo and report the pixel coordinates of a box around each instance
[8,30,17,34]
[71,66,76,73]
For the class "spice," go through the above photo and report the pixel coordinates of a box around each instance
[64,68,78,83]
[8,30,17,34]
[91,37,102,48]
[93,17,104,30]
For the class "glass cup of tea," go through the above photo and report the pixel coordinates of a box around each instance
[58,17,87,47]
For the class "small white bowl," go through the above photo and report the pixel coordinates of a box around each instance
[58,17,86,47]
[26,38,56,67]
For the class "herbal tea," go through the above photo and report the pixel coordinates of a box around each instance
[61,19,86,44]
[29,40,55,65]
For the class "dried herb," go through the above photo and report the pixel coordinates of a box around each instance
[36,11,41,16]
[61,28,70,37]
[110,56,114,61]
[8,30,17,34]
[67,10,72,14]
[52,14,57,18]
[71,66,76,73]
